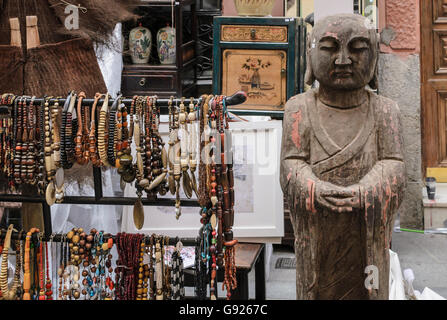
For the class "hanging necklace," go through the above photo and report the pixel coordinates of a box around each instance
[89,93,102,166]
[0,225,22,300]
[23,227,40,300]
[179,97,193,199]
[98,93,111,167]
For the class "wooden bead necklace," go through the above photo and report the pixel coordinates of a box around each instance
[107,95,122,167]
[36,98,46,194]
[0,225,22,300]
[23,227,40,300]
[155,236,164,300]
[75,92,87,165]
[136,239,145,300]
[13,96,23,186]
[117,96,135,184]
[61,91,74,169]
[149,235,155,300]
[171,240,185,300]
[98,93,111,167]
[89,93,102,166]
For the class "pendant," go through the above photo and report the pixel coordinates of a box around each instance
[210,213,217,229]
[148,172,167,191]
[122,167,136,183]
[182,172,193,199]
[168,175,176,195]
[189,172,198,197]
[45,181,56,206]
[133,198,144,230]
[120,176,126,191]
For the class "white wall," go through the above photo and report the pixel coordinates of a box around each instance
[314,0,353,22]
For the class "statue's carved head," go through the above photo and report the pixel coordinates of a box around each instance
[305,14,379,90]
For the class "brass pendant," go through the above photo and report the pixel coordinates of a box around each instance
[122,167,136,183]
[182,172,193,199]
[133,198,144,230]
[45,181,56,206]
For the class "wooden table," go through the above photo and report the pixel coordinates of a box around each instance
[184,242,266,300]
[229,242,266,300]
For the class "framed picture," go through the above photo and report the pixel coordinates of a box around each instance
[121,119,284,243]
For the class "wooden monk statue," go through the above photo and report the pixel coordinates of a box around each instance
[280,14,406,300]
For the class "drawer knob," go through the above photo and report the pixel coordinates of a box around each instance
[250,29,256,40]
[139,78,146,87]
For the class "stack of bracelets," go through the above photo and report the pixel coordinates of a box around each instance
[0,226,238,300]
[0,92,239,300]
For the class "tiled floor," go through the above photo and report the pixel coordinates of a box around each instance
[244,231,447,300]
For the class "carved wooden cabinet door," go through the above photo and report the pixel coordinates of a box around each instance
[222,49,287,110]
[213,17,306,112]
[422,0,447,179]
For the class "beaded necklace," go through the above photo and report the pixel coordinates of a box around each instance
[13,96,23,186]
[117,96,135,183]
[155,236,164,300]
[25,96,37,185]
[23,227,40,300]
[36,98,46,194]
[149,235,155,300]
[167,97,176,196]
[0,225,22,300]
[66,92,78,167]
[75,92,87,165]
[45,240,53,299]
[136,238,145,300]
[179,97,193,199]
[188,97,199,197]
[171,239,184,300]
[38,236,46,300]
[107,95,122,167]
[89,93,102,166]
[98,93,111,167]
[60,92,73,169]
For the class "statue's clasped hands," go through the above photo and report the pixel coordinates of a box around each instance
[315,182,361,213]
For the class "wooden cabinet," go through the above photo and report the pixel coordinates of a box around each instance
[213,16,306,111]
[121,0,197,98]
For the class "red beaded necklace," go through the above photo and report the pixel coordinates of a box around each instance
[45,241,53,299]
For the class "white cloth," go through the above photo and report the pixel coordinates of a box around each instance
[389,249,446,300]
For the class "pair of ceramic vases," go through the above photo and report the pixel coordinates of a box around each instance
[129,24,176,65]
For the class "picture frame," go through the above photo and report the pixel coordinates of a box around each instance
[121,119,284,243]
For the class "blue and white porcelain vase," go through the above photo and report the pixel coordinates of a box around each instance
[157,25,176,65]
[129,23,152,64]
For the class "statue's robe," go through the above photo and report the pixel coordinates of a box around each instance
[280,88,406,300]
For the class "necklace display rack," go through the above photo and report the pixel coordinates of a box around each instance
[0,91,249,238]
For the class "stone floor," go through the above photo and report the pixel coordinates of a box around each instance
[243,230,447,300]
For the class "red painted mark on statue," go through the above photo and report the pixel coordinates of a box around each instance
[306,179,316,213]
[287,168,293,181]
[364,190,370,222]
[382,179,392,224]
[291,110,302,150]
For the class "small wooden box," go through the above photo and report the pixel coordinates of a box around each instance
[213,17,306,112]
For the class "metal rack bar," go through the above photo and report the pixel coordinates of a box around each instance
[0,229,199,246]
